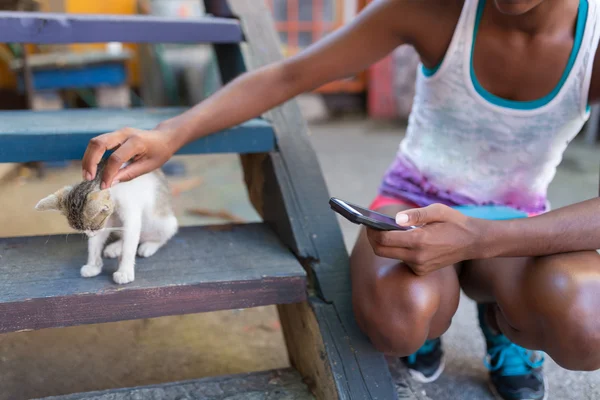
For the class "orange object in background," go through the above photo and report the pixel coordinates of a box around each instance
[265,0,367,94]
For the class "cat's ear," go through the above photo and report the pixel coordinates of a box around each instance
[35,186,72,212]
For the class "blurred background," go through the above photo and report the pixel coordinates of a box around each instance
[0,1,598,399]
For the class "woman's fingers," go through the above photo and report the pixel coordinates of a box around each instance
[82,130,129,180]
[101,137,146,189]
[113,158,156,184]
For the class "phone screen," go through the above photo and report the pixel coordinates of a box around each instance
[335,199,398,225]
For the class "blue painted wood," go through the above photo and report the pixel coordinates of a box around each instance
[17,63,127,92]
[0,108,276,162]
[0,12,243,44]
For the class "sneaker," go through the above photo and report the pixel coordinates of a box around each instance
[401,338,445,383]
[478,304,547,400]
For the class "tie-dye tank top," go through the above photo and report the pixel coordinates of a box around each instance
[380,0,600,214]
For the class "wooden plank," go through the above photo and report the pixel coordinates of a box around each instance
[0,223,306,333]
[0,108,276,163]
[215,1,404,399]
[0,11,243,44]
[282,299,428,400]
[35,368,314,400]
[278,299,339,400]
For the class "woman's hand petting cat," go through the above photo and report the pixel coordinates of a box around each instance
[366,204,488,275]
[82,127,178,189]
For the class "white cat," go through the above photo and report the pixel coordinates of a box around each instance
[35,161,178,284]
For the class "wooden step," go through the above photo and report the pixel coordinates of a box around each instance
[0,223,306,334]
[34,368,314,400]
[0,11,243,44]
[0,108,275,163]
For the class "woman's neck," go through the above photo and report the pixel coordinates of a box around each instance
[487,0,580,36]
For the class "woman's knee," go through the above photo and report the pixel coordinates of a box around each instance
[522,253,600,370]
[350,223,460,356]
[352,263,457,356]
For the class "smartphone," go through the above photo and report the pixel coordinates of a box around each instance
[329,197,415,231]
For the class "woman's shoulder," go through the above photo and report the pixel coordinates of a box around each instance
[398,0,464,69]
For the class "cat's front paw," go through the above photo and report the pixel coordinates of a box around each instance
[81,264,102,278]
[113,269,135,284]
[103,240,123,259]
[137,242,162,258]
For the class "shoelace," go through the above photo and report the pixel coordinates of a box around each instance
[484,342,545,376]
[407,339,438,364]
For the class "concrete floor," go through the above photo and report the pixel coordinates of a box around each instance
[1,107,600,399]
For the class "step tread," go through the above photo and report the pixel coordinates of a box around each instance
[35,368,315,400]
[0,223,306,333]
[0,108,275,162]
[0,11,243,44]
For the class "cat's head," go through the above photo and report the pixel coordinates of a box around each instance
[35,183,115,237]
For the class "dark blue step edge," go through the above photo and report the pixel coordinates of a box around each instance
[0,108,275,163]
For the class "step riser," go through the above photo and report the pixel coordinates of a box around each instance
[0,277,306,334]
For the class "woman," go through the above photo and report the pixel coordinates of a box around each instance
[81,1,600,399]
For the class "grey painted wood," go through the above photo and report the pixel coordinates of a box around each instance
[35,368,314,400]
[0,223,306,333]
[213,1,403,399]
[0,11,243,44]
[0,108,275,162]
